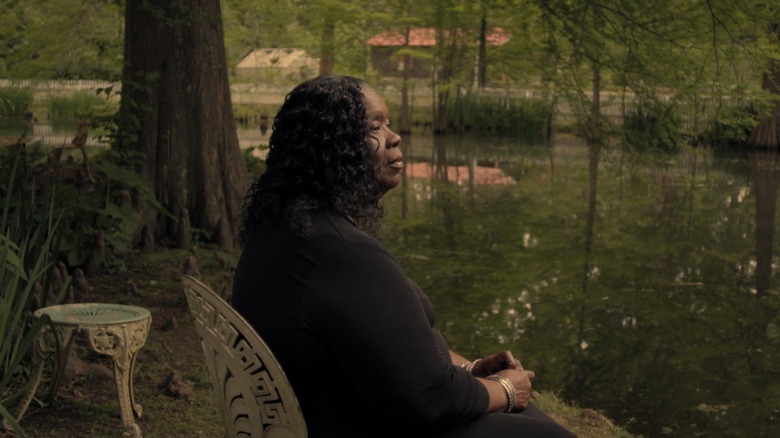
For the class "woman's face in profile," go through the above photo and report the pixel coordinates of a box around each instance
[361,85,403,193]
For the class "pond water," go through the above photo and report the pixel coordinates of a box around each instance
[375,133,779,437]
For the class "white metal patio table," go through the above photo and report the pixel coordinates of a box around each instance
[16,303,151,438]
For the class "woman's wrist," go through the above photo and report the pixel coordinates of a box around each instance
[460,358,482,375]
[486,374,516,413]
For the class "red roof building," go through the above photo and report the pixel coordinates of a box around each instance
[367,27,510,47]
[366,27,510,79]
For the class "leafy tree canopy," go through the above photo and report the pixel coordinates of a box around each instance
[0,0,124,80]
[2,0,778,124]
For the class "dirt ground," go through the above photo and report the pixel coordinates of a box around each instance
[16,247,237,438]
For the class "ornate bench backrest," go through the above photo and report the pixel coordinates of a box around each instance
[182,275,307,438]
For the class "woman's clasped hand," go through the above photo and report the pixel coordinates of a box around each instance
[460,351,535,412]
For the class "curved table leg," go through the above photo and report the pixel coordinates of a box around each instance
[85,317,151,438]
[15,325,76,422]
[46,326,77,401]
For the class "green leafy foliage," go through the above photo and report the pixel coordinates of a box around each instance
[447,91,553,137]
[0,0,123,80]
[242,145,268,179]
[0,150,69,436]
[0,143,150,274]
[0,88,33,117]
[48,92,108,120]
[623,97,681,153]
[57,151,157,271]
[704,104,759,148]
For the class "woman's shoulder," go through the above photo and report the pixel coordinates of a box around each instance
[309,208,401,263]
[316,208,377,244]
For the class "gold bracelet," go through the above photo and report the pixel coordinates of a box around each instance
[461,358,482,374]
[486,374,516,413]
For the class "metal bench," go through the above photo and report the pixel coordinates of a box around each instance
[182,275,307,437]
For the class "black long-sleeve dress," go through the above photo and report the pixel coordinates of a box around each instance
[233,208,573,437]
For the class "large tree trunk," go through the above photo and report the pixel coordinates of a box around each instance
[117,0,247,249]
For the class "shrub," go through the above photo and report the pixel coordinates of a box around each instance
[48,91,106,120]
[447,91,553,138]
[623,98,681,153]
[703,104,757,148]
[0,88,33,117]
[55,149,150,271]
[0,143,149,275]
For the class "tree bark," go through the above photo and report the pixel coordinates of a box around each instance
[434,24,457,135]
[319,20,335,75]
[117,0,247,249]
[588,62,602,143]
[399,26,412,135]
[477,13,487,88]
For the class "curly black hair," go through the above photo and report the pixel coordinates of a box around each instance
[239,75,384,243]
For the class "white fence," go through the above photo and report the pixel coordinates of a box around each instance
[0,79,118,101]
[2,79,724,147]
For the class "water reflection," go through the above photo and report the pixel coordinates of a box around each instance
[379,133,780,437]
[405,162,515,186]
[750,150,779,297]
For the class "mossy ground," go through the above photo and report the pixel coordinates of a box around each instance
[13,248,635,438]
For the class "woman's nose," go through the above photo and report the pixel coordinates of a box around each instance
[388,129,401,148]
